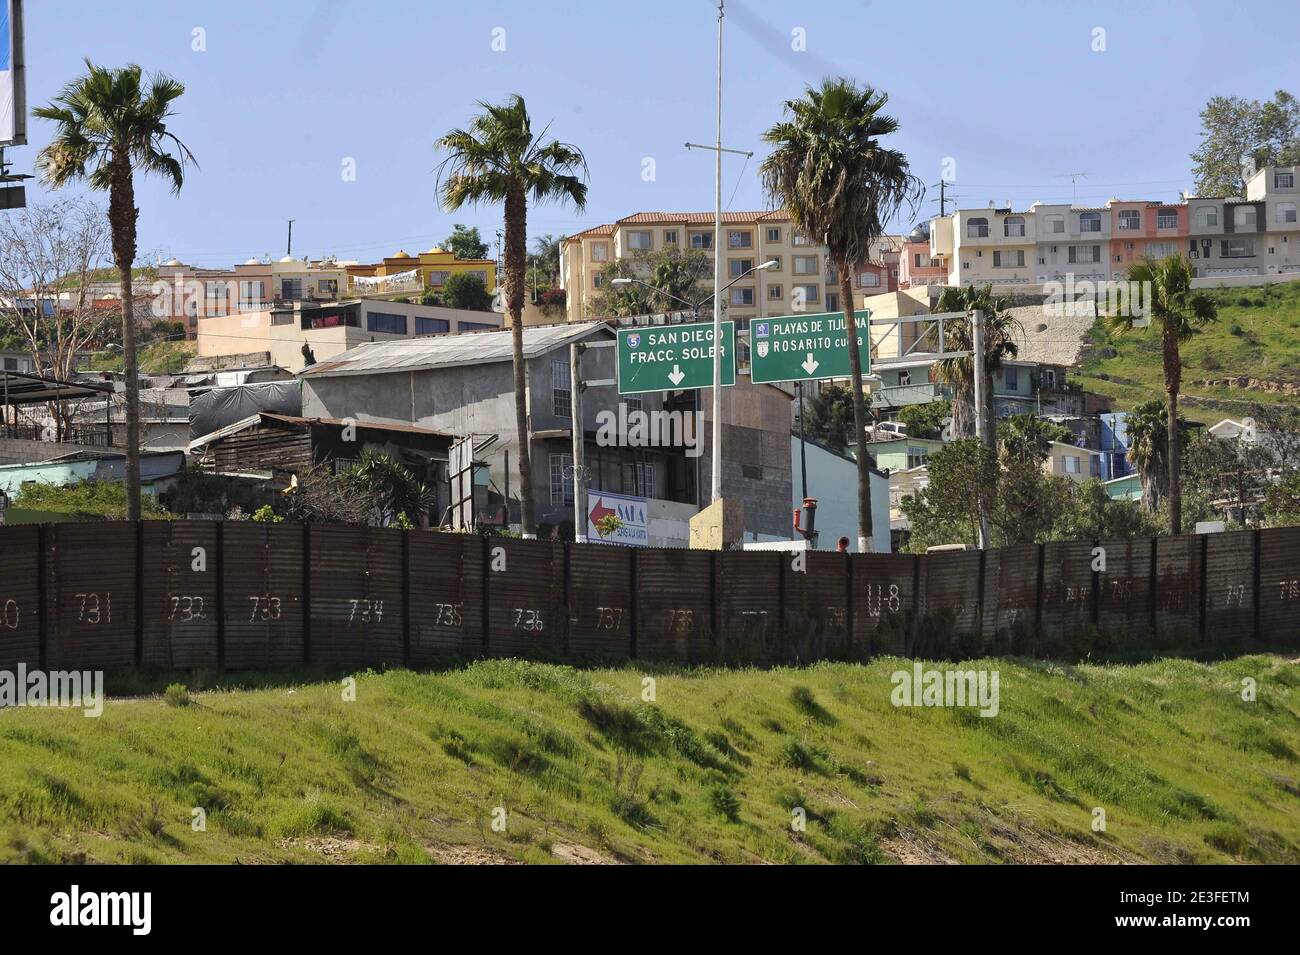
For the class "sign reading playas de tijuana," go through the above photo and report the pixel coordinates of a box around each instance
[749,310,872,384]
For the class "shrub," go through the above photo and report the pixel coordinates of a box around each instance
[163,683,191,708]
[707,783,741,823]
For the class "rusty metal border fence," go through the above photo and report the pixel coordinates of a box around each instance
[0,521,1297,673]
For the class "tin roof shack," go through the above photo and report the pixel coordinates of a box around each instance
[297,322,702,535]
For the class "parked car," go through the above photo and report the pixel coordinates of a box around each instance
[866,420,908,440]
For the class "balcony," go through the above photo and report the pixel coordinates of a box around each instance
[871,382,945,408]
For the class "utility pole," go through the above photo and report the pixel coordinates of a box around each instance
[570,342,587,543]
[286,219,295,257]
[971,308,990,550]
[684,0,751,503]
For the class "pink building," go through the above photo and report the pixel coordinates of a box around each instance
[1108,201,1188,277]
[899,240,947,289]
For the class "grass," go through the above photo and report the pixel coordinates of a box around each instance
[88,339,196,375]
[0,655,1296,864]
[1075,281,1300,423]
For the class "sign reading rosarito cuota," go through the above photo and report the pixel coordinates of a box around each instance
[749,310,872,384]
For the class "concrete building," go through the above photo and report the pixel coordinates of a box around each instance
[790,435,890,552]
[196,298,501,372]
[346,247,497,299]
[1043,440,1103,483]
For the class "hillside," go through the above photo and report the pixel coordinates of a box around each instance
[1074,280,1300,424]
[88,339,196,375]
[1,657,1296,864]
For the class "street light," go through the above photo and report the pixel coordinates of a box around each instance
[611,259,777,508]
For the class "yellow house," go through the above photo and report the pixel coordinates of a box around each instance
[347,247,496,298]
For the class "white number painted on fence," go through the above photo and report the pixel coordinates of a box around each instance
[594,606,624,631]
[1224,584,1247,607]
[1278,579,1300,602]
[248,595,282,622]
[2,599,18,630]
[75,592,112,625]
[349,599,384,624]
[169,595,207,622]
[513,608,544,632]
[863,583,901,618]
[668,608,694,634]
[434,602,464,626]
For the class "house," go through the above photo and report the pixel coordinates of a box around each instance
[866,436,944,473]
[1104,473,1142,501]
[1043,440,1103,482]
[887,464,931,545]
[346,247,497,299]
[791,435,890,552]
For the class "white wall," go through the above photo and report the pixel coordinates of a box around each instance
[791,438,891,552]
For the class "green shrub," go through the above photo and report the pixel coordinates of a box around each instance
[163,683,191,708]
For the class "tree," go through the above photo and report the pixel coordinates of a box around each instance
[443,223,490,260]
[1190,91,1300,196]
[436,94,588,538]
[1048,479,1161,542]
[35,60,195,521]
[1104,255,1216,534]
[900,439,998,551]
[802,383,856,451]
[1124,398,1170,511]
[349,448,435,528]
[441,271,493,311]
[896,398,950,441]
[0,198,114,439]
[591,247,712,318]
[761,78,923,551]
[997,413,1073,467]
[531,233,562,285]
[933,284,1020,447]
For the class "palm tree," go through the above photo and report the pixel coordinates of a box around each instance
[531,234,562,286]
[34,60,195,521]
[933,284,1020,447]
[998,413,1073,466]
[761,78,922,551]
[1124,398,1170,512]
[436,95,588,538]
[1105,255,1216,534]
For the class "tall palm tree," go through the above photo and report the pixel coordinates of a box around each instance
[531,233,562,286]
[34,61,195,521]
[1124,398,1170,512]
[1105,255,1215,533]
[436,95,588,538]
[933,284,1020,447]
[761,78,923,551]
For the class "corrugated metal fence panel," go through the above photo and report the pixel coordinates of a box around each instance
[408,532,479,663]
[1155,535,1201,644]
[1098,536,1152,641]
[717,552,783,665]
[1259,526,1300,648]
[46,522,136,670]
[636,549,713,662]
[1204,530,1256,647]
[917,550,980,658]
[567,544,633,661]
[486,538,565,659]
[141,521,219,669]
[222,522,305,669]
[1041,541,1094,651]
[854,554,914,656]
[987,544,1039,653]
[0,525,41,670]
[309,525,404,667]
[783,551,850,663]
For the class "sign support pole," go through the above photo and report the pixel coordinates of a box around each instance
[570,341,588,543]
[972,308,990,550]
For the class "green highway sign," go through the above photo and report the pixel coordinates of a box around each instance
[617,320,736,395]
[749,310,872,384]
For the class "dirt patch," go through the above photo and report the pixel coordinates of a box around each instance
[428,842,522,865]
[277,836,375,861]
[983,820,1137,865]
[881,827,957,865]
[550,841,619,865]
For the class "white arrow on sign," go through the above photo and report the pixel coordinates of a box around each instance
[801,353,820,375]
[667,364,686,386]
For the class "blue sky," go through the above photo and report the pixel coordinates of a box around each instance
[20,0,1300,268]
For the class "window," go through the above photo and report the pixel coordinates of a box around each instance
[898,370,911,386]
[550,453,573,505]
[993,249,1025,268]
[913,252,925,267]
[593,273,604,289]
[237,280,265,308]
[766,227,782,243]
[663,230,678,245]
[318,278,339,296]
[1156,209,1178,229]
[1063,455,1081,474]
[1118,210,1140,231]
[766,255,782,271]
[1045,215,1065,234]
[1276,172,1295,189]
[767,284,783,300]
[907,446,929,469]
[1004,366,1019,389]
[622,396,642,412]
[366,311,407,335]
[857,270,880,287]
[689,232,713,249]
[635,462,656,498]
[730,287,754,306]
[204,281,228,315]
[1233,205,1257,228]
[457,321,496,332]
[1079,212,1102,232]
[1145,242,1174,258]
[426,270,450,286]
[1278,202,1297,224]
[1222,238,1255,258]
[728,230,752,249]
[626,230,652,250]
[553,359,571,417]
[280,278,303,300]
[1003,216,1025,237]
[792,232,812,246]
[590,243,609,262]
[415,317,449,335]
[966,217,989,238]
[1195,206,1218,228]
[793,254,818,274]
[729,258,754,278]
[794,284,819,304]
[1067,245,1101,264]
[826,293,838,312]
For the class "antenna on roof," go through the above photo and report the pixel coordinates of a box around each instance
[1055,171,1089,205]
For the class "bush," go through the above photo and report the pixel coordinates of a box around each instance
[163,683,191,708]
[251,504,283,524]
[12,480,173,520]
[707,783,741,823]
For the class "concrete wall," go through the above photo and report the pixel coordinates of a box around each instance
[791,437,890,552]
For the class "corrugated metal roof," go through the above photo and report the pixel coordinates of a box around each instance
[299,322,613,379]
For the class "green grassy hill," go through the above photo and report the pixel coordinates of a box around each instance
[1074,281,1300,423]
[1,657,1296,864]
[88,339,196,375]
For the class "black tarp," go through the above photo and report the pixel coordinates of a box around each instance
[189,380,302,440]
